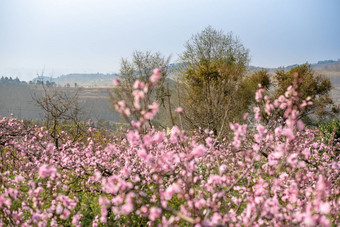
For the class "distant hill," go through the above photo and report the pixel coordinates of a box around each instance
[32,73,119,87]
[249,59,340,72]
[31,64,183,87]
[311,60,340,73]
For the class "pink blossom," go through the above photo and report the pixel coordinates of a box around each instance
[207,174,223,186]
[191,144,206,158]
[176,107,183,113]
[144,112,154,120]
[274,126,283,137]
[170,126,180,143]
[72,212,82,226]
[60,209,70,220]
[133,80,145,89]
[93,170,102,181]
[287,153,298,168]
[153,131,165,143]
[319,202,331,214]
[319,215,331,226]
[38,164,57,179]
[205,137,213,147]
[99,196,110,207]
[149,68,162,85]
[255,88,265,102]
[140,206,148,213]
[253,107,261,121]
[210,212,222,226]
[138,149,148,160]
[113,78,121,86]
[297,120,305,131]
[121,202,134,214]
[15,175,24,182]
[127,130,140,146]
[149,207,162,221]
[163,183,181,200]
[282,127,295,140]
[303,215,316,227]
[56,204,63,214]
[148,102,159,115]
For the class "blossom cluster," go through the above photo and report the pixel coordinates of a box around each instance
[0,69,338,226]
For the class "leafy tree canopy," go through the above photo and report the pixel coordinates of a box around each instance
[178,26,255,135]
[274,64,336,124]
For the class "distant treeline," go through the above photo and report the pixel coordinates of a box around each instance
[0,76,58,87]
[0,76,28,85]
[317,59,340,64]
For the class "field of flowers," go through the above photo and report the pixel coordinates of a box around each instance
[0,69,339,226]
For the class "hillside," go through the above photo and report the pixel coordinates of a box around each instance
[31,60,340,87]
[312,60,340,72]
[0,82,121,122]
[311,61,340,85]
[32,73,119,87]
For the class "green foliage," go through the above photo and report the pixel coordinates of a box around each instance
[78,193,101,226]
[237,69,271,113]
[319,118,340,143]
[178,26,255,135]
[274,64,334,123]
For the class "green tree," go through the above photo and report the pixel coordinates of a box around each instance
[274,64,336,124]
[236,69,271,113]
[178,26,260,135]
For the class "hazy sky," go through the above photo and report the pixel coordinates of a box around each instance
[1,0,339,81]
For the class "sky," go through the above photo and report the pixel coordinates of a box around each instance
[0,0,339,81]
